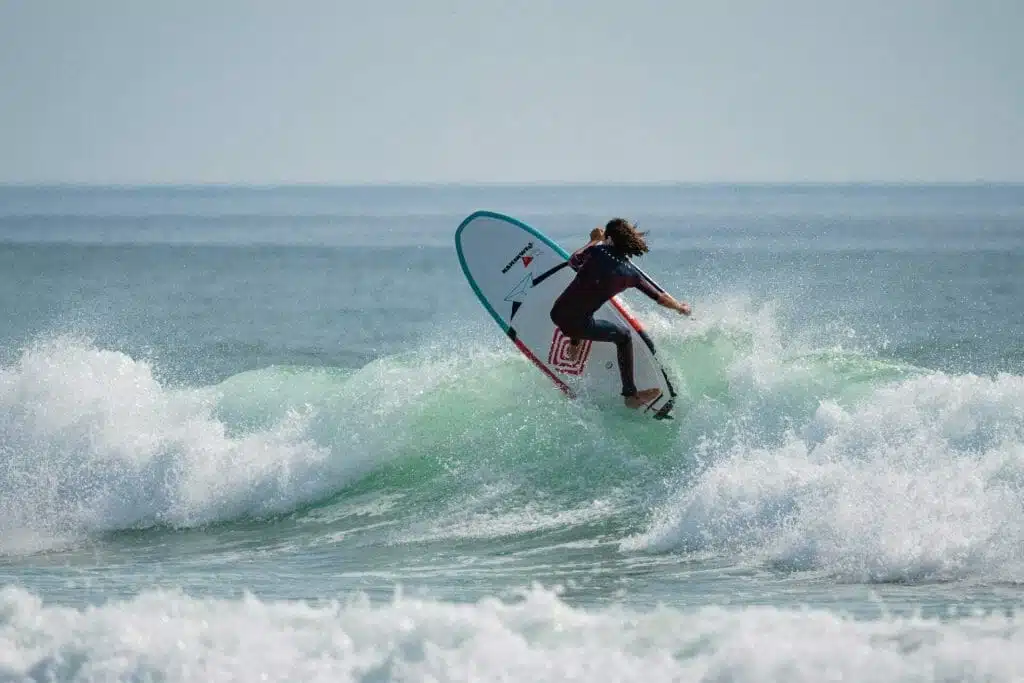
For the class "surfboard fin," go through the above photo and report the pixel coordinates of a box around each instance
[653,400,675,420]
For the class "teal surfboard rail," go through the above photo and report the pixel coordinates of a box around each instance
[454,210,571,335]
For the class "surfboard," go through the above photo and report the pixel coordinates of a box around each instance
[455,210,677,419]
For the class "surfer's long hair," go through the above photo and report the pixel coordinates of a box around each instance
[605,218,649,257]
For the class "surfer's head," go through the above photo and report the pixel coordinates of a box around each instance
[604,218,649,257]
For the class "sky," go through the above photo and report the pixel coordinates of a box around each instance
[0,0,1022,184]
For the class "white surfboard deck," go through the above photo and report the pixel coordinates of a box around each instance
[455,210,676,419]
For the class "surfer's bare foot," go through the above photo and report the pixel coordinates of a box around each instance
[625,388,662,409]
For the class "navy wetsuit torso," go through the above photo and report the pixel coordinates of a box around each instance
[550,243,661,333]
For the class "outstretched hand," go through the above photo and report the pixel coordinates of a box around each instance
[656,292,692,317]
[589,227,605,242]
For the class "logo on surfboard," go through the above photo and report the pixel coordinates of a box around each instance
[503,273,533,320]
[501,243,543,274]
[547,328,591,375]
[501,242,534,273]
[501,245,545,321]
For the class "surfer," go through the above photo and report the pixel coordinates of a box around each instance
[550,218,691,409]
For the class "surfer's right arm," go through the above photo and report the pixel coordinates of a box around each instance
[632,273,692,316]
[569,228,606,270]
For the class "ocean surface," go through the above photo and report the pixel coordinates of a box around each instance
[1,184,1023,681]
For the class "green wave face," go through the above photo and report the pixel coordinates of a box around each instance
[205,312,925,527]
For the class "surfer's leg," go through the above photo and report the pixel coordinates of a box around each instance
[583,319,662,408]
[581,319,637,395]
[554,313,660,408]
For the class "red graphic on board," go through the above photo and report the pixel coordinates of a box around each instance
[547,328,591,375]
[522,255,533,267]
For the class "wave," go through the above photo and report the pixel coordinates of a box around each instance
[1,585,1022,683]
[2,297,1022,582]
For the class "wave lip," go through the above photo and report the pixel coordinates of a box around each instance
[1,585,1023,683]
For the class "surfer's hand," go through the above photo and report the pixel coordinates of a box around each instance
[656,292,690,316]
[590,227,604,241]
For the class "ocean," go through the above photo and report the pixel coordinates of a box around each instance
[1,184,1023,681]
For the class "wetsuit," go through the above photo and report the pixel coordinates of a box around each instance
[550,243,661,396]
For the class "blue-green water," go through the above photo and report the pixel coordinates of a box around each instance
[1,185,1023,681]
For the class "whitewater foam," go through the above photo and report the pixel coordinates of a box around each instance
[0,338,339,550]
[625,370,1024,582]
[0,585,1022,683]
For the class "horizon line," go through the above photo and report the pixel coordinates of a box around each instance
[2,180,1024,189]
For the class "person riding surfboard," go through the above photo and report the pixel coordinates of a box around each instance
[550,218,691,409]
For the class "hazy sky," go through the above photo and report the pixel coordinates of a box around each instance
[1,0,1021,183]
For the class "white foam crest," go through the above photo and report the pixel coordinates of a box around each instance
[1,585,1023,683]
[626,371,1024,581]
[0,338,373,550]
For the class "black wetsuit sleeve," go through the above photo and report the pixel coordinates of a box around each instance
[632,274,662,302]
